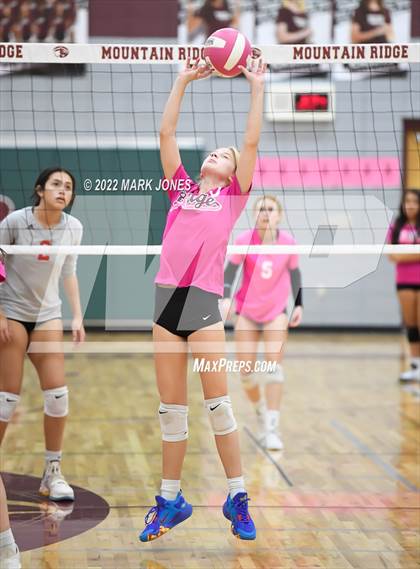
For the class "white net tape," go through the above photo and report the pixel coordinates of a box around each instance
[2,245,419,255]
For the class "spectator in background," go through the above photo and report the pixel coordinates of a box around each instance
[276,0,312,45]
[48,1,75,42]
[4,0,75,43]
[351,0,394,44]
[388,190,420,383]
[11,0,34,41]
[0,3,15,42]
[187,0,240,40]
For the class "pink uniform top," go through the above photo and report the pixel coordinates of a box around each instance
[387,224,420,285]
[230,229,299,322]
[155,164,249,296]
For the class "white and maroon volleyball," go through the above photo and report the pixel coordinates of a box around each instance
[203,28,252,78]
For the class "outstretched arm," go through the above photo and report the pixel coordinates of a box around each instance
[236,56,266,194]
[160,59,212,180]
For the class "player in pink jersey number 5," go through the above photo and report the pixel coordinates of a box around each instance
[139,56,266,543]
[223,195,303,451]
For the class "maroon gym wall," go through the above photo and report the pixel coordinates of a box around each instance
[89,1,178,38]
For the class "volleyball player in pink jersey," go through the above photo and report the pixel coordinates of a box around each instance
[223,195,303,450]
[139,56,265,543]
[388,189,420,382]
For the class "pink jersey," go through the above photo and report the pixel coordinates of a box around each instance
[387,224,420,285]
[155,164,249,296]
[230,229,299,322]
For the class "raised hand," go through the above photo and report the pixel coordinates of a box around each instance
[239,51,267,88]
[179,57,213,84]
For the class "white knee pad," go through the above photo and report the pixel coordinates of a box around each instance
[0,392,21,422]
[263,364,284,385]
[43,386,69,418]
[240,372,259,390]
[159,403,188,442]
[205,396,237,436]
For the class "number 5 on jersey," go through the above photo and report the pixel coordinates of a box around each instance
[261,260,273,279]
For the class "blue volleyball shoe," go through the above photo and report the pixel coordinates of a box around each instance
[223,492,256,540]
[139,492,193,542]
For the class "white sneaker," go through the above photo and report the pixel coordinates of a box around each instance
[399,366,420,382]
[263,431,284,451]
[1,543,22,569]
[39,461,74,501]
[256,408,266,440]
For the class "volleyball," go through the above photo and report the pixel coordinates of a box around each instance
[203,28,252,77]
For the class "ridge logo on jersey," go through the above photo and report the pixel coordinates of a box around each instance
[170,188,222,212]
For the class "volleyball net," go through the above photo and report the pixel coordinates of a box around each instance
[0,41,419,329]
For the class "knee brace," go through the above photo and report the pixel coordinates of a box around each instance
[158,403,188,442]
[407,327,420,344]
[205,396,237,436]
[0,392,21,423]
[263,364,284,385]
[240,372,259,390]
[43,386,69,418]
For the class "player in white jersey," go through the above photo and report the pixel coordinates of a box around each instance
[0,168,84,501]
[223,196,303,450]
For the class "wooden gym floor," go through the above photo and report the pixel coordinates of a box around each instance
[1,331,419,569]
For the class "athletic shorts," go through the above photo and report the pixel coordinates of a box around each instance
[154,285,222,338]
[235,308,288,329]
[397,284,420,291]
[7,318,59,335]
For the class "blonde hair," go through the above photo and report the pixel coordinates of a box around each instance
[229,146,240,172]
[253,195,283,213]
[283,0,306,11]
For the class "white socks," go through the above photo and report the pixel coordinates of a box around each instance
[45,450,62,464]
[160,477,246,500]
[227,476,246,499]
[266,410,280,432]
[254,399,266,416]
[0,528,15,549]
[160,479,180,501]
